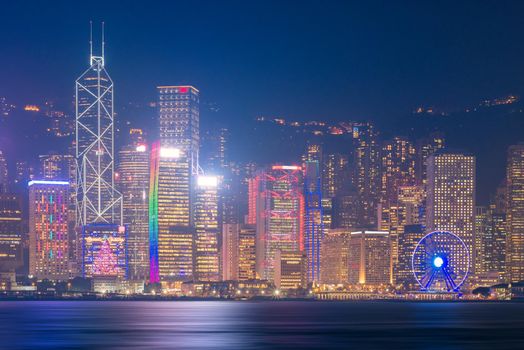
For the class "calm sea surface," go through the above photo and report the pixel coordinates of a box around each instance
[0,301,523,349]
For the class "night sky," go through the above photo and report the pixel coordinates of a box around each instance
[2,0,524,122]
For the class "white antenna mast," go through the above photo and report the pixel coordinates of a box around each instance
[102,21,105,64]
[89,21,93,64]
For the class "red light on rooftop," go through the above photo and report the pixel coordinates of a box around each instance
[179,87,188,93]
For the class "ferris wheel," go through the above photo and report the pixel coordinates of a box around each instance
[411,231,470,292]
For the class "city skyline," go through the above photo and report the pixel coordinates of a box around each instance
[1,1,524,299]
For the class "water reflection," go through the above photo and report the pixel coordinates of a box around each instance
[0,301,523,349]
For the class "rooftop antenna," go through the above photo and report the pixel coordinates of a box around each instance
[102,21,105,63]
[89,21,93,64]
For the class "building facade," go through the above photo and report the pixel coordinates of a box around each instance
[426,152,475,275]
[117,132,149,281]
[506,144,524,282]
[28,180,70,280]
[348,230,391,285]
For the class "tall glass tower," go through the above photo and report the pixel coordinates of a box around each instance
[75,24,122,226]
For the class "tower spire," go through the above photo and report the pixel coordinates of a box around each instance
[102,21,105,61]
[89,21,93,63]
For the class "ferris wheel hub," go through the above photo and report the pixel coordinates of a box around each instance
[433,256,444,268]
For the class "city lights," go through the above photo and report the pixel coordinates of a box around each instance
[159,147,181,158]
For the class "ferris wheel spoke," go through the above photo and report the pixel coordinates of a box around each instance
[441,266,457,291]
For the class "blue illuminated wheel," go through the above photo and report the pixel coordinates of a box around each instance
[411,231,470,292]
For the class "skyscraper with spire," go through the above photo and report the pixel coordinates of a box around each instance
[76,23,126,280]
[75,22,122,225]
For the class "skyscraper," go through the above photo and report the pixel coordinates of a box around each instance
[352,123,380,228]
[158,85,200,173]
[28,180,70,281]
[0,194,22,274]
[348,230,391,285]
[320,228,350,284]
[396,224,425,287]
[150,85,200,284]
[75,25,122,226]
[304,155,324,283]
[194,175,220,282]
[238,224,257,281]
[222,223,239,281]
[149,143,192,283]
[40,154,75,181]
[506,144,524,282]
[250,165,304,282]
[117,130,149,281]
[426,152,475,274]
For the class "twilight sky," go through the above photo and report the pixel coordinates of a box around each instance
[1,0,524,122]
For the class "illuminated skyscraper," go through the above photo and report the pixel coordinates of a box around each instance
[397,224,425,287]
[117,131,149,281]
[158,85,200,173]
[475,205,507,284]
[194,175,220,281]
[416,133,445,185]
[323,153,350,199]
[0,194,22,274]
[250,165,304,282]
[238,224,256,281]
[0,150,8,193]
[149,143,192,283]
[320,228,350,284]
[40,154,75,181]
[426,152,475,274]
[28,180,70,281]
[352,123,380,228]
[304,158,324,283]
[348,230,391,285]
[506,144,524,282]
[75,24,122,225]
[222,223,239,281]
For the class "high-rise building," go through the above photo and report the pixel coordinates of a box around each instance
[275,251,307,290]
[75,27,122,226]
[117,131,149,281]
[379,185,425,284]
[250,165,304,282]
[333,191,359,230]
[416,133,445,185]
[475,205,507,284]
[222,223,239,281]
[320,228,350,284]
[238,224,257,281]
[201,127,228,172]
[322,153,350,199]
[0,150,8,193]
[380,137,416,205]
[348,230,391,285]
[396,224,425,287]
[352,123,380,228]
[158,85,200,173]
[304,158,324,283]
[28,180,70,281]
[426,152,475,274]
[506,144,524,282]
[0,194,23,273]
[149,143,192,283]
[40,154,75,181]
[194,175,220,282]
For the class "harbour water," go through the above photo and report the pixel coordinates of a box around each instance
[0,301,523,349]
